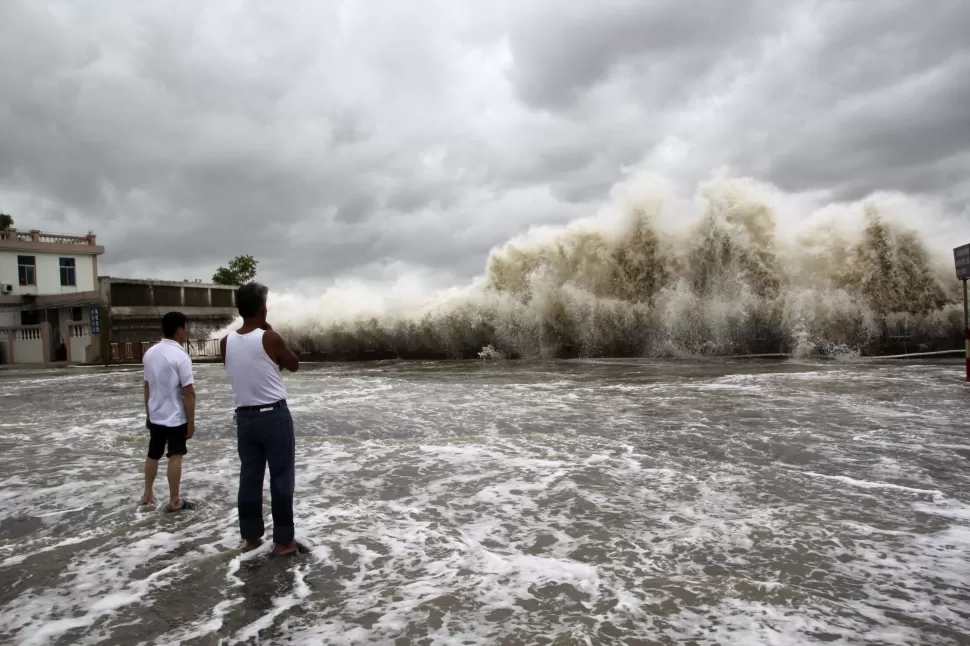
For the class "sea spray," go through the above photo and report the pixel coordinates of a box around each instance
[220,174,965,359]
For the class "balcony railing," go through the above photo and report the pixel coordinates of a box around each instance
[0,231,30,242]
[69,323,91,338]
[17,327,43,341]
[0,228,97,245]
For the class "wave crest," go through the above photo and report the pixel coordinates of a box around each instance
[268,175,964,360]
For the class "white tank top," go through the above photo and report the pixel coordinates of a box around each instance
[224,329,288,407]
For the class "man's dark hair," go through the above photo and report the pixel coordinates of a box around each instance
[236,281,269,319]
[162,311,188,339]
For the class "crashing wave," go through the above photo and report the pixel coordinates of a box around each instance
[235,174,965,360]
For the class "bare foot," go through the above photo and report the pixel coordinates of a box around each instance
[140,495,155,506]
[272,541,299,556]
[243,538,264,552]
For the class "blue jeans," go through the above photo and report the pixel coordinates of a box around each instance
[236,404,296,545]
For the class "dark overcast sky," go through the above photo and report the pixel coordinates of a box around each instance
[1,0,968,289]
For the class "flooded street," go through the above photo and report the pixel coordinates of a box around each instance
[1,359,969,645]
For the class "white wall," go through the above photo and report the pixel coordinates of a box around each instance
[0,252,15,294]
[36,254,95,294]
[70,338,91,363]
[12,328,44,364]
[0,250,96,296]
[69,322,92,363]
[0,311,15,327]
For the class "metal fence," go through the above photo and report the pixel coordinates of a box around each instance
[110,338,222,362]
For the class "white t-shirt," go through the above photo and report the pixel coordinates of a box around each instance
[143,339,194,427]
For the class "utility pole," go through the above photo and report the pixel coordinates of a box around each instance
[955,244,970,382]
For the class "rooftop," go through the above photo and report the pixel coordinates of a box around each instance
[99,276,237,290]
[0,228,104,255]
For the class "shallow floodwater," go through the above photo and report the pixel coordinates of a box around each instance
[0,359,969,645]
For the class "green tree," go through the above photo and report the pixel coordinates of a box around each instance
[212,254,258,285]
[0,214,13,230]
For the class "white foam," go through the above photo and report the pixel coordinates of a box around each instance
[2,361,970,643]
[913,501,970,521]
[231,566,311,643]
[800,471,944,497]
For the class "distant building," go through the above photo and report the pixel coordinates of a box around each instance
[98,277,237,363]
[0,228,104,364]
[0,227,240,366]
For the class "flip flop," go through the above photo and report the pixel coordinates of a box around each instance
[165,499,195,513]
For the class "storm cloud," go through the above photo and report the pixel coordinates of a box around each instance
[0,0,968,286]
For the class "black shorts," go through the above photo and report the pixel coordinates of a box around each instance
[147,422,188,460]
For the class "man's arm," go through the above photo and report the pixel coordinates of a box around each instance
[263,327,300,372]
[144,381,151,428]
[178,357,196,439]
[219,335,227,363]
[182,384,196,439]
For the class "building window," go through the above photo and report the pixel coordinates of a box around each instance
[59,258,76,286]
[71,306,83,322]
[17,256,35,286]
[20,310,41,326]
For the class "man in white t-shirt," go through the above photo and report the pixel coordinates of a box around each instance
[142,311,196,512]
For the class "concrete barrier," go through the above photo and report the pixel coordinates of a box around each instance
[0,324,48,364]
[68,323,92,364]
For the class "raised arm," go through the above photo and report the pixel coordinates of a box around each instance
[264,329,300,372]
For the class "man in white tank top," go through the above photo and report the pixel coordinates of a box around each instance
[220,282,302,555]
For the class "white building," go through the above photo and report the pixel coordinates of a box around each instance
[0,228,104,364]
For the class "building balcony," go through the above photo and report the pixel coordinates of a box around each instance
[0,228,105,255]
